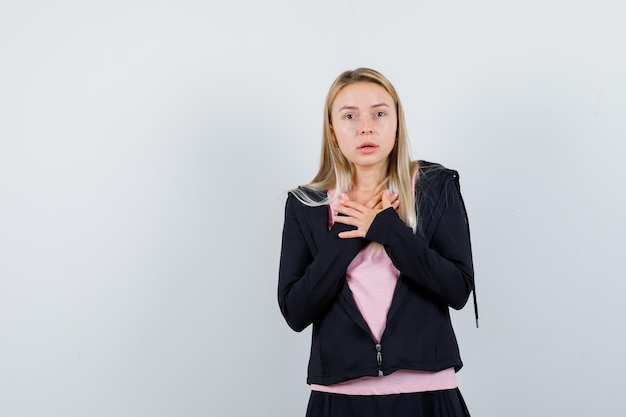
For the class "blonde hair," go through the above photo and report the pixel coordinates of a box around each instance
[291,68,417,230]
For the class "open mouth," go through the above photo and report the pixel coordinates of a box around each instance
[357,142,378,154]
[358,142,377,150]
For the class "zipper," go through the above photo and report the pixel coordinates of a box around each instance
[375,343,383,376]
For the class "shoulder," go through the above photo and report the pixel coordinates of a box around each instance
[414,161,464,237]
[287,186,327,206]
[415,160,461,197]
[284,187,328,221]
[416,160,459,184]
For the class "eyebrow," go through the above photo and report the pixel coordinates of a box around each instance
[337,103,391,112]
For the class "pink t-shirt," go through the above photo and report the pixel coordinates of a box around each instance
[310,189,457,395]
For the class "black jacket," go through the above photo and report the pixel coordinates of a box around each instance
[278,161,474,385]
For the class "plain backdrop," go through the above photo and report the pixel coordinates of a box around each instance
[1,1,625,416]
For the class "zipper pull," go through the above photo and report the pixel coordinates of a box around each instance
[375,343,383,376]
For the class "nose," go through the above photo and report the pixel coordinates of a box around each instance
[360,117,373,135]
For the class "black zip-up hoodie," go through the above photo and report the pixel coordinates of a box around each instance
[278,161,475,385]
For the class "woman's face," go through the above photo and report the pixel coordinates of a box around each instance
[330,82,397,173]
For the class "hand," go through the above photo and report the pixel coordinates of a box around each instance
[334,190,399,239]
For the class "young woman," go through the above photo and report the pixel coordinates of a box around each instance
[278,68,475,417]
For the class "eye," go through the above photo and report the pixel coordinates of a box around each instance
[344,113,357,120]
[375,111,386,117]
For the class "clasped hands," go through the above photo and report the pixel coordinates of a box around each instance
[334,190,399,239]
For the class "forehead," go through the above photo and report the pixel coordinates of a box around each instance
[332,82,395,110]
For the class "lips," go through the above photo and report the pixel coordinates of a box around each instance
[357,141,378,149]
[357,141,378,154]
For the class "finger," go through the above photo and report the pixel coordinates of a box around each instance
[365,191,384,209]
[333,215,359,227]
[340,199,369,210]
[336,205,364,219]
[337,193,350,203]
[381,190,398,209]
[338,230,365,239]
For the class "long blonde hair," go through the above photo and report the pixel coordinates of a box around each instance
[291,68,417,230]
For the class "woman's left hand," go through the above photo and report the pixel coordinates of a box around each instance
[335,190,399,239]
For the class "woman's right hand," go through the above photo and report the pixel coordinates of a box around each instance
[367,190,400,211]
[335,190,399,239]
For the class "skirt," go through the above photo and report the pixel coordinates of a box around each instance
[305,388,471,417]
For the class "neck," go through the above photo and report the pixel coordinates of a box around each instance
[353,164,386,191]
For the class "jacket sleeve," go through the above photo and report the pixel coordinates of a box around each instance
[277,193,368,332]
[366,173,474,310]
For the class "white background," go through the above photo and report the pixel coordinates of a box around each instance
[1,1,625,416]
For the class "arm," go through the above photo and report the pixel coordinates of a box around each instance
[366,173,474,310]
[277,193,367,332]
